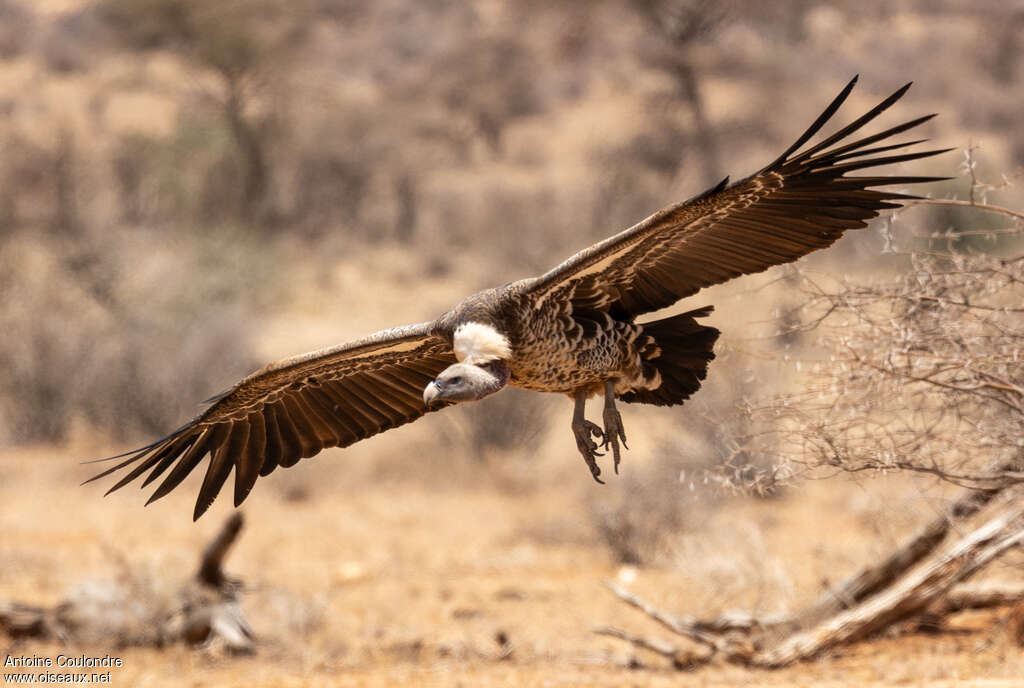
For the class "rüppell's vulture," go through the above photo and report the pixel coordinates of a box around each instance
[89,77,948,519]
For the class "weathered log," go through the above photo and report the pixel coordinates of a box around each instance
[0,601,52,639]
[915,582,1024,631]
[198,512,245,589]
[797,464,1017,629]
[749,504,1024,667]
[599,498,1024,669]
[177,512,253,653]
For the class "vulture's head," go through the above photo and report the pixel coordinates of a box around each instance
[423,361,509,406]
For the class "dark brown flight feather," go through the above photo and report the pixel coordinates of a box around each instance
[523,76,949,318]
[86,322,456,520]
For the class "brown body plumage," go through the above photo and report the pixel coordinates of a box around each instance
[89,77,948,519]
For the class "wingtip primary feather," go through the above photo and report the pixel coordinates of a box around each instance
[771,76,861,165]
[790,82,923,165]
[141,425,216,508]
[80,421,194,466]
[80,441,160,466]
[193,486,220,521]
[826,147,955,175]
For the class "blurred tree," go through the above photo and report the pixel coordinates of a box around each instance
[393,169,417,242]
[0,0,34,60]
[111,135,152,225]
[431,35,543,157]
[40,8,112,74]
[99,0,309,224]
[629,0,731,183]
[53,130,80,236]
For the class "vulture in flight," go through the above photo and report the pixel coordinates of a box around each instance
[90,77,948,520]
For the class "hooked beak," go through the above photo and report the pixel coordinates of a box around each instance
[423,381,441,406]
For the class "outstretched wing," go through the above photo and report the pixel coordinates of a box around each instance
[524,76,949,317]
[87,322,455,520]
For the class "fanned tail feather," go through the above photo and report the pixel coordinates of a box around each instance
[622,307,720,406]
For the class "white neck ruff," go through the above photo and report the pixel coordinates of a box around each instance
[453,322,511,364]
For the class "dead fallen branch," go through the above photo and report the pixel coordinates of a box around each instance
[597,488,1024,669]
[914,582,1024,632]
[793,466,1017,630]
[0,601,53,640]
[930,582,1024,617]
[1,513,252,653]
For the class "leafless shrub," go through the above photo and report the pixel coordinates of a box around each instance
[588,451,698,565]
[0,227,261,445]
[111,134,159,224]
[39,8,111,74]
[0,133,53,231]
[0,0,33,60]
[452,388,554,460]
[284,105,395,239]
[584,125,683,246]
[620,123,690,178]
[586,371,782,565]
[747,154,1023,490]
[51,130,81,236]
[112,112,256,227]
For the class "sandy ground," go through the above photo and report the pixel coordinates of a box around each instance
[2,442,1022,687]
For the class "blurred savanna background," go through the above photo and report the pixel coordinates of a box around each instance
[1,0,1023,685]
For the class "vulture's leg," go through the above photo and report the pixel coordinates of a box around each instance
[601,379,629,474]
[571,391,605,484]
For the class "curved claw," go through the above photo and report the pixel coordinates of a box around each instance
[585,420,605,456]
[602,401,629,475]
[572,419,606,483]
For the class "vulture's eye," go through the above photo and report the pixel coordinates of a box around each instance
[449,376,463,385]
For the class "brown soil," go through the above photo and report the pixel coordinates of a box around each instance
[2,444,1021,687]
